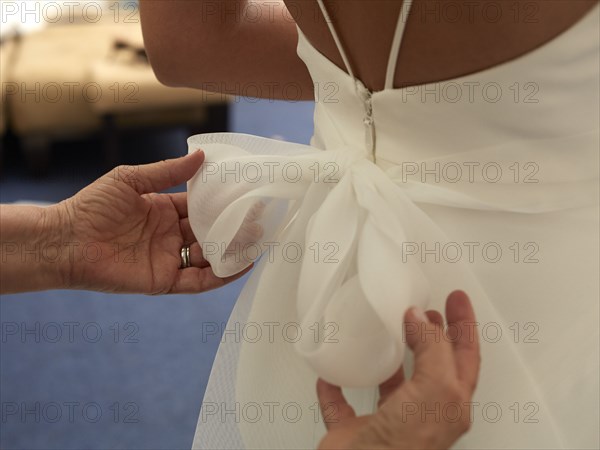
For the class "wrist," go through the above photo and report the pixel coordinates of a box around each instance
[0,203,71,293]
[45,200,76,289]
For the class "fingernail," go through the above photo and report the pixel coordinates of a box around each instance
[410,306,429,323]
[446,291,469,319]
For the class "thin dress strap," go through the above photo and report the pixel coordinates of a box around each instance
[316,0,356,80]
[317,0,415,91]
[385,0,414,89]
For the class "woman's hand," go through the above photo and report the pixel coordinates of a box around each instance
[53,151,250,294]
[317,290,480,450]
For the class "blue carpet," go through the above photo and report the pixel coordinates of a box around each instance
[0,99,314,449]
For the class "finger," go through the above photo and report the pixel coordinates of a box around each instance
[377,309,443,407]
[378,366,405,407]
[426,309,444,327]
[180,218,196,243]
[316,378,356,430]
[118,150,205,194]
[169,264,252,294]
[405,307,457,382]
[169,192,189,218]
[445,290,480,394]
[189,242,210,268]
[180,225,209,267]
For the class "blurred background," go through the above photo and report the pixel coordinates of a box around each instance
[0,1,314,448]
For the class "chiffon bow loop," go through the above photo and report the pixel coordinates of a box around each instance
[295,159,431,386]
[187,133,431,387]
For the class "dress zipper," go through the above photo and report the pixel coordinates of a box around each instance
[361,88,377,164]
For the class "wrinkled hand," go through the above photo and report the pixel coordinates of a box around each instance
[317,290,480,450]
[55,151,250,294]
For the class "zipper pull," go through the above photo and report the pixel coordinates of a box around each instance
[363,93,376,164]
[355,81,377,164]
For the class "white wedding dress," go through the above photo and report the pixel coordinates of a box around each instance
[187,1,599,448]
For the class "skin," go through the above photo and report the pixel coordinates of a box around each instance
[140,0,598,98]
[317,290,480,450]
[0,151,251,295]
[139,0,313,99]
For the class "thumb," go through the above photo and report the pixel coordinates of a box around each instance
[116,150,205,194]
[404,307,456,381]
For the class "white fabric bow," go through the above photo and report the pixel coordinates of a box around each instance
[187,133,436,386]
[187,131,598,387]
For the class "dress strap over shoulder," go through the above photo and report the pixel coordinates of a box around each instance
[316,0,356,80]
[317,0,356,78]
[384,0,414,89]
[316,0,415,90]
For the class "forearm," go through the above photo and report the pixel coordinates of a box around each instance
[0,203,70,294]
[140,0,314,100]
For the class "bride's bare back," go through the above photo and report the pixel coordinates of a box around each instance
[289,0,598,92]
[141,0,598,98]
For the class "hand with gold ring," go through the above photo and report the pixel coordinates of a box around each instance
[1,150,252,294]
